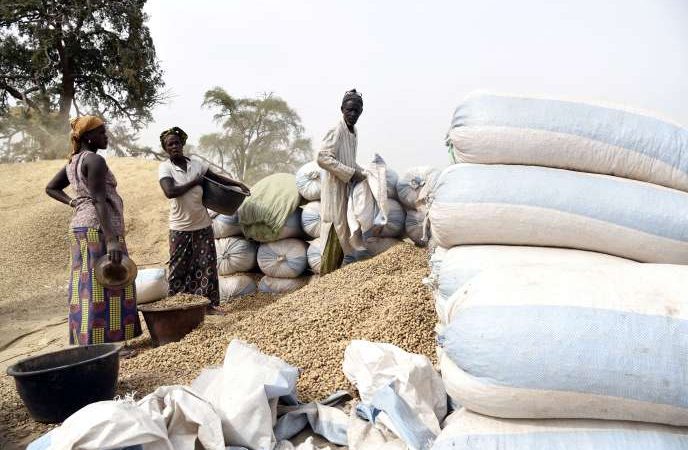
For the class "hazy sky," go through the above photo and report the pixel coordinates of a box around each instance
[141,0,688,173]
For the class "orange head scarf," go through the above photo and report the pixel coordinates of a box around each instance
[69,115,105,160]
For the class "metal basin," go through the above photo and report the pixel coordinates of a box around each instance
[138,300,210,347]
[6,343,122,423]
[202,177,250,215]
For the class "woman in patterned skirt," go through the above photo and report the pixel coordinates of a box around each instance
[46,116,141,350]
[158,127,248,314]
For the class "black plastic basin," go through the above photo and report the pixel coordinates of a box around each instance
[6,343,123,423]
[202,177,249,215]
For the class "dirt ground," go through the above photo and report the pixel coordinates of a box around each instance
[0,158,170,448]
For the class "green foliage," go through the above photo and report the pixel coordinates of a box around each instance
[0,0,165,161]
[197,88,313,184]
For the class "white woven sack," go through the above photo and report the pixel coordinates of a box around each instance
[430,163,688,263]
[306,239,322,274]
[258,276,309,294]
[274,210,303,241]
[436,245,633,325]
[396,166,440,210]
[211,212,242,238]
[257,239,308,278]
[219,274,257,302]
[300,201,321,239]
[135,268,168,304]
[439,263,688,426]
[405,209,427,246]
[295,161,323,201]
[433,409,688,450]
[386,167,399,199]
[216,237,257,276]
[448,92,688,192]
[380,199,405,238]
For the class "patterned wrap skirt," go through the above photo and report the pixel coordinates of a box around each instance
[68,227,142,345]
[168,226,220,306]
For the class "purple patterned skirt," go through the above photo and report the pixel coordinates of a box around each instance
[68,227,142,345]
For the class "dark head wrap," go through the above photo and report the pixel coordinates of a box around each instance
[159,127,188,149]
[342,89,363,106]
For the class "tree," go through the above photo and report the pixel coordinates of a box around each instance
[197,88,312,184]
[0,0,165,160]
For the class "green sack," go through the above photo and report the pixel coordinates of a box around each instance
[239,173,301,242]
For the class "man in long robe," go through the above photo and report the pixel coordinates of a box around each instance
[317,89,367,274]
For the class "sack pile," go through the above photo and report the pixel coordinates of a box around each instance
[428,92,688,447]
[206,160,414,297]
[296,157,423,276]
[397,166,439,246]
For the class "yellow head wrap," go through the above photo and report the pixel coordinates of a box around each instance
[69,115,105,159]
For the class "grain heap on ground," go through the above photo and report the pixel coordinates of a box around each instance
[121,242,435,401]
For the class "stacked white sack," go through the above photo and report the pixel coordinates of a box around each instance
[385,167,399,199]
[258,275,310,293]
[295,161,323,201]
[258,209,303,242]
[306,238,322,274]
[300,201,321,239]
[135,268,168,304]
[429,163,688,264]
[435,245,634,326]
[219,274,257,302]
[211,212,242,238]
[447,92,688,192]
[438,263,688,426]
[433,410,688,450]
[405,209,426,247]
[216,237,257,276]
[397,166,440,246]
[397,166,440,210]
[257,238,308,279]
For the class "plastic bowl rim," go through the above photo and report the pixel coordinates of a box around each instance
[6,343,124,378]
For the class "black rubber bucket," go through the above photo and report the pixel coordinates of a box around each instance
[6,343,123,423]
[202,177,249,215]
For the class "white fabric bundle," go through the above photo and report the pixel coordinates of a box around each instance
[447,92,688,192]
[300,201,321,239]
[380,199,405,238]
[439,263,688,426]
[430,163,688,263]
[344,341,447,449]
[295,161,323,201]
[435,245,633,325]
[258,276,310,293]
[219,274,257,301]
[216,237,257,276]
[135,268,168,304]
[211,212,242,238]
[405,209,427,246]
[433,409,688,450]
[396,166,440,210]
[257,238,308,278]
[306,239,322,274]
[347,154,389,251]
